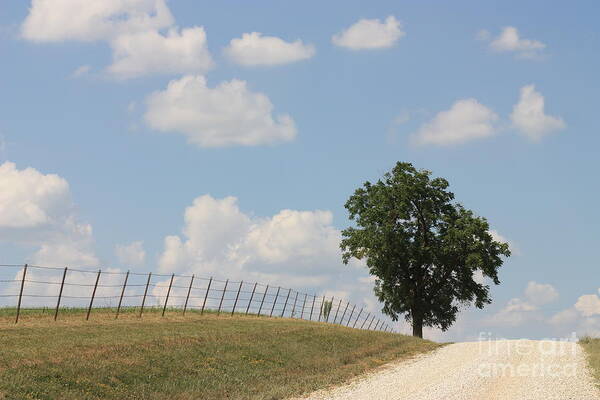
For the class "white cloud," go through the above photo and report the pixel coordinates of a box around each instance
[158,194,375,306]
[224,32,315,66]
[511,85,565,141]
[115,241,146,267]
[21,0,174,42]
[488,26,545,58]
[524,281,559,306]
[144,75,296,147]
[0,161,70,228]
[0,161,97,267]
[486,281,558,327]
[411,99,499,146]
[107,27,214,79]
[332,16,404,50]
[575,294,600,317]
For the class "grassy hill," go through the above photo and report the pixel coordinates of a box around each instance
[0,308,440,400]
[581,337,600,387]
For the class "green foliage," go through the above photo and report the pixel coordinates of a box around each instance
[321,299,333,320]
[341,162,511,337]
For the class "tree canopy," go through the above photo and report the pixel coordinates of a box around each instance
[341,162,510,338]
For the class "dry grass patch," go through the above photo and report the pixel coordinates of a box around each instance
[0,308,440,399]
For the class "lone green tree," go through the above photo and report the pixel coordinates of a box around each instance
[341,162,510,338]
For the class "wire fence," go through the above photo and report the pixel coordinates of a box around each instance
[0,264,396,333]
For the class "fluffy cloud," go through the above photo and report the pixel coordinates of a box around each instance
[486,281,558,327]
[411,99,499,146]
[511,85,565,141]
[332,16,404,50]
[224,32,315,66]
[144,75,296,147]
[524,281,559,306]
[107,27,213,79]
[0,162,69,228]
[21,0,174,42]
[158,195,376,308]
[0,161,97,267]
[115,241,146,267]
[486,26,545,58]
[575,294,600,317]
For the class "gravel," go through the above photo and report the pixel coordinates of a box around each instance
[299,340,600,400]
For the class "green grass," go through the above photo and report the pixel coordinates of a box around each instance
[580,336,600,386]
[0,308,440,400]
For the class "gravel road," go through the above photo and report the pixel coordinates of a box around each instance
[300,340,600,400]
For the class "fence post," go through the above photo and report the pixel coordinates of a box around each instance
[201,277,212,315]
[139,272,151,318]
[318,295,325,322]
[339,302,349,325]
[162,273,174,317]
[281,288,291,317]
[54,267,68,321]
[270,286,280,317]
[115,270,130,319]
[183,274,194,316]
[374,319,381,331]
[326,296,334,323]
[291,291,299,318]
[257,285,268,316]
[231,281,243,316]
[367,315,375,330]
[217,279,228,315]
[360,312,370,329]
[346,305,356,327]
[353,308,363,328]
[245,282,257,315]
[333,298,342,324]
[15,264,27,324]
[87,269,101,320]
[300,293,307,319]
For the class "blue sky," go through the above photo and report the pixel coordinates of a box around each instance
[1,0,599,340]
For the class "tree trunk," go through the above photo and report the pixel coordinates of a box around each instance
[411,308,423,338]
[412,319,423,338]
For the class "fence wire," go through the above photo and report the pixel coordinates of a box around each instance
[0,264,395,333]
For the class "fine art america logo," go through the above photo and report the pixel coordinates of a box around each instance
[477,332,579,378]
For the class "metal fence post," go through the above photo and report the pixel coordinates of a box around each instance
[346,305,356,327]
[257,285,268,316]
[139,272,151,318]
[309,295,316,321]
[54,267,68,321]
[245,282,257,315]
[231,281,243,316]
[281,288,291,317]
[291,291,298,318]
[360,312,370,329]
[15,264,27,324]
[367,315,375,330]
[217,279,228,315]
[183,274,194,316]
[353,308,363,328]
[87,269,101,321]
[339,302,349,325]
[318,295,325,322]
[300,293,307,319]
[326,296,334,323]
[162,273,174,317]
[270,286,280,317]
[201,277,212,315]
[115,270,130,319]
[333,298,342,324]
